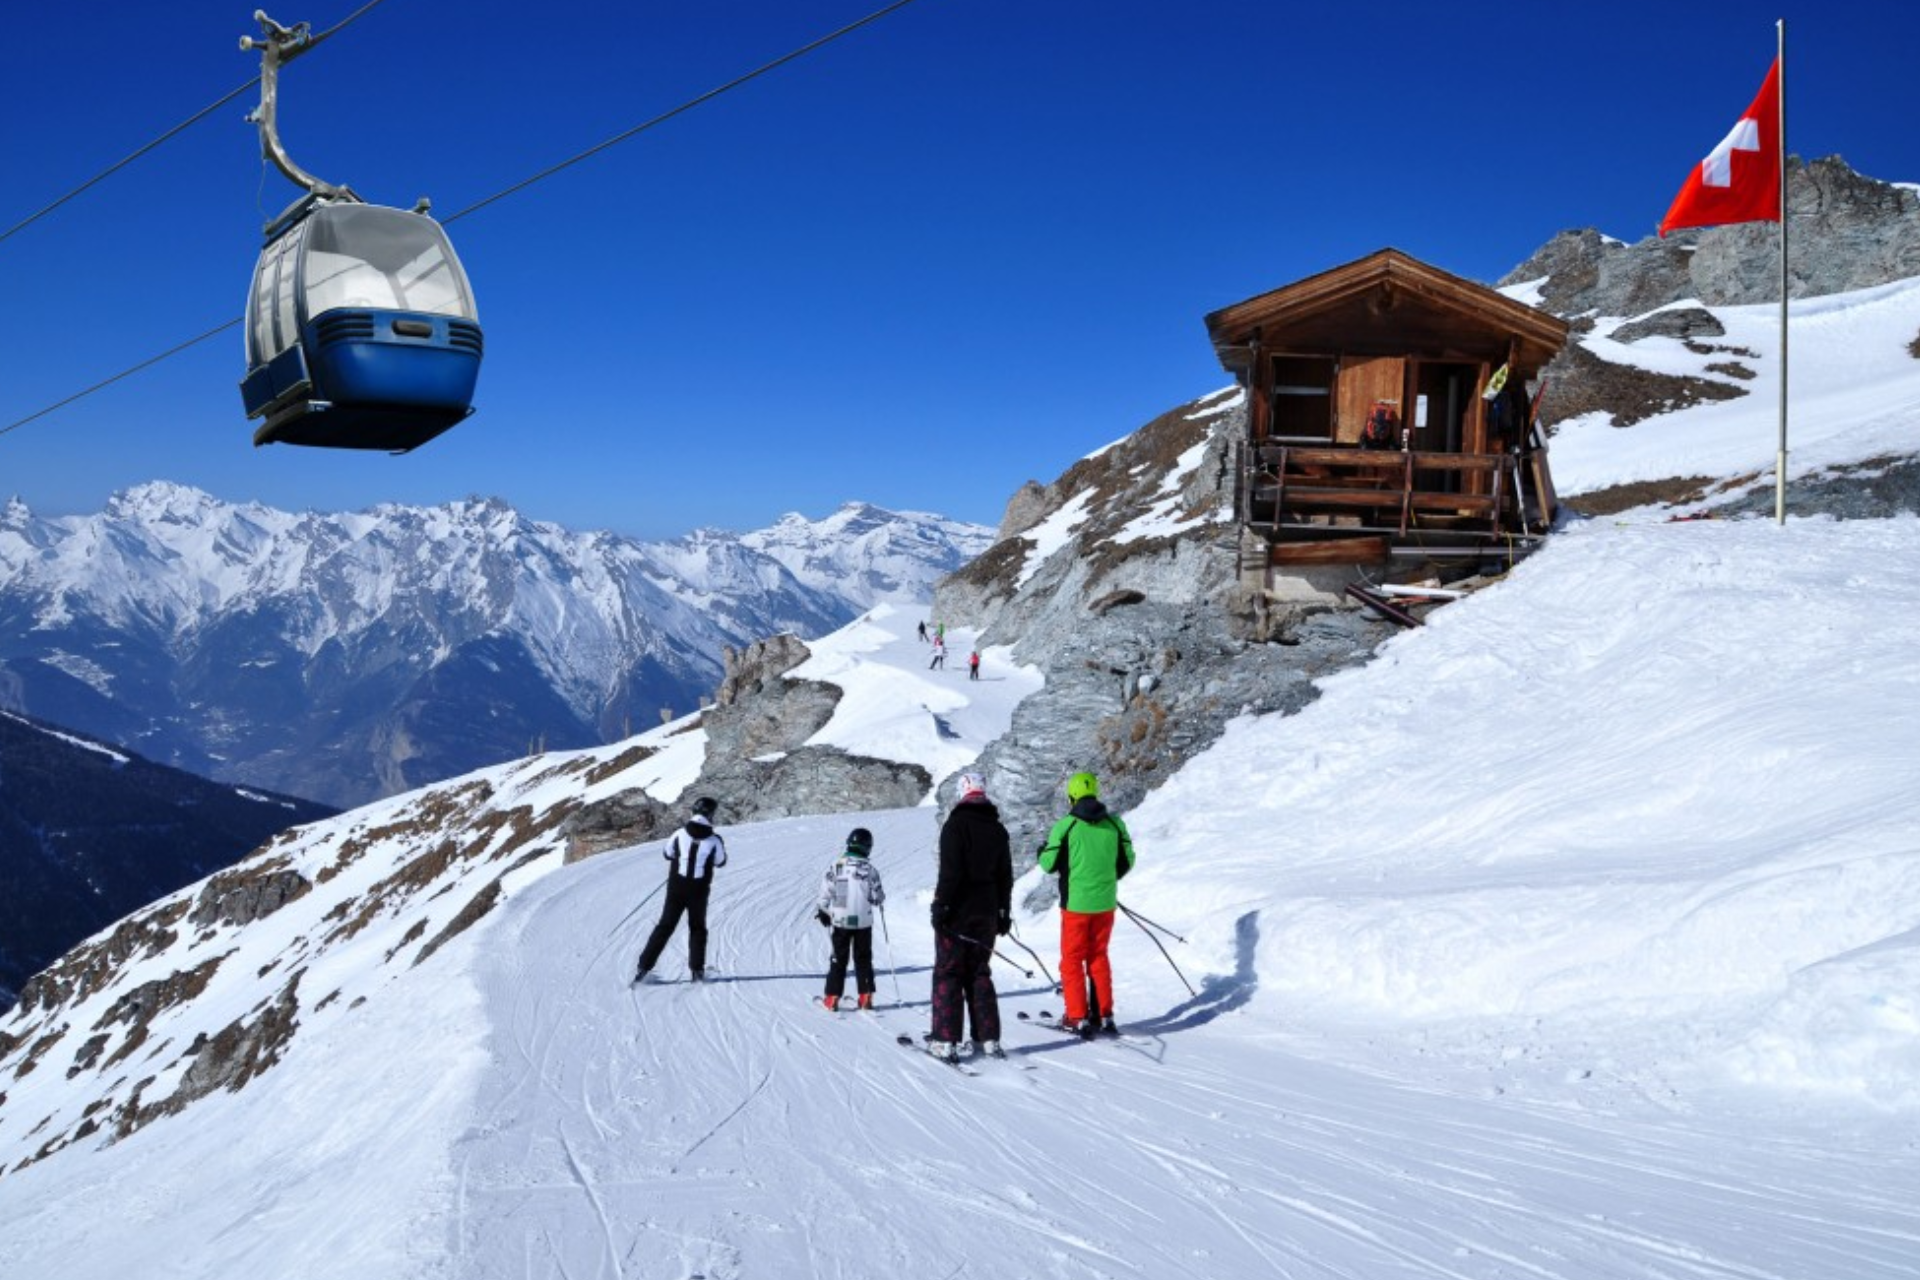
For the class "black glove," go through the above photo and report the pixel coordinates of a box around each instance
[815,909,831,928]
[996,909,1012,936]
[930,901,952,930]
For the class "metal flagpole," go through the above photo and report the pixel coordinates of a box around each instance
[1775,18,1789,526]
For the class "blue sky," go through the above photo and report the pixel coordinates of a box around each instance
[3,0,1915,539]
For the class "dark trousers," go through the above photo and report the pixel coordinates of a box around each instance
[824,926,876,996]
[929,930,1000,1044]
[637,876,712,976]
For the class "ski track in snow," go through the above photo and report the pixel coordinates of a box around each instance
[449,810,1911,1280]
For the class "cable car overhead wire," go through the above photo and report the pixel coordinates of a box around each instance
[0,0,395,251]
[0,320,243,442]
[2,0,932,441]
[0,82,258,249]
[442,0,926,226]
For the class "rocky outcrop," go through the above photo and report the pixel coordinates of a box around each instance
[705,674,841,768]
[929,393,1383,857]
[702,747,931,824]
[561,790,680,863]
[716,634,813,707]
[938,396,1241,647]
[566,627,936,842]
[702,656,931,821]
[1539,340,1748,430]
[1503,158,1920,436]
[1503,157,1920,316]
[189,863,312,930]
[942,587,1380,871]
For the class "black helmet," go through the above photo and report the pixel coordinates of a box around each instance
[846,827,873,854]
[691,796,718,821]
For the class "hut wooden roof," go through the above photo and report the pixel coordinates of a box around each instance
[1205,248,1570,371]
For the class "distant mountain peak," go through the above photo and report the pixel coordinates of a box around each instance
[0,487,992,809]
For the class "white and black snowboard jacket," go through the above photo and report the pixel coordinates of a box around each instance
[815,855,885,930]
[663,819,727,884]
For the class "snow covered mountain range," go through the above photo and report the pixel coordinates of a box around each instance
[0,488,990,808]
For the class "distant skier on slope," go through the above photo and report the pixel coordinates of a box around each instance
[968,649,981,681]
[929,637,947,670]
[1038,772,1135,1037]
[633,795,727,984]
[926,772,1013,1062]
[815,827,886,1010]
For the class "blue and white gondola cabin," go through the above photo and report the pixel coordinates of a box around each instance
[241,197,482,451]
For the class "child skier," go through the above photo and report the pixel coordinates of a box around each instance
[815,827,887,1010]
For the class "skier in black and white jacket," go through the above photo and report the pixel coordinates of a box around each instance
[814,827,886,1010]
[633,796,727,983]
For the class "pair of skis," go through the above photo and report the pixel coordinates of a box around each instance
[893,1034,1003,1075]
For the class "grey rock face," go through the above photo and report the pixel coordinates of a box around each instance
[189,866,312,930]
[1609,307,1726,344]
[1503,158,1920,316]
[573,628,930,838]
[716,634,814,707]
[704,672,841,767]
[997,480,1054,540]
[705,747,932,826]
[560,790,677,862]
[937,397,1242,651]
[1499,157,1920,446]
[927,394,1385,872]
[1713,454,1920,521]
[954,593,1380,889]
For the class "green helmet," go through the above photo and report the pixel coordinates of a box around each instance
[1066,772,1100,802]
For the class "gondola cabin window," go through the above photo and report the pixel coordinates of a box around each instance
[248,225,305,365]
[300,206,476,320]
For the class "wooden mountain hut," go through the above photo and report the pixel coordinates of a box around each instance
[1205,248,1569,585]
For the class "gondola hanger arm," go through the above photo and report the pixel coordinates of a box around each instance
[241,11,357,205]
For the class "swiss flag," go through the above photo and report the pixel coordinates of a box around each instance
[1659,59,1782,237]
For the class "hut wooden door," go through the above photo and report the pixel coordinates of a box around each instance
[1335,356,1405,445]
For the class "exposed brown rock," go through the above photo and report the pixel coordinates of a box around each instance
[190,862,312,929]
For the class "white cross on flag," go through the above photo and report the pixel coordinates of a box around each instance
[1659,59,1782,237]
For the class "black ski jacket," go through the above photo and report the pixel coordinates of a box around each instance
[933,797,1013,941]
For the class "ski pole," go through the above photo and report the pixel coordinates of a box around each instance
[1121,906,1196,996]
[879,904,902,1005]
[952,931,1033,978]
[606,878,666,939]
[1118,902,1187,945]
[1004,928,1059,991]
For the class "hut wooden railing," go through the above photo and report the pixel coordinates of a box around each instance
[1239,443,1544,544]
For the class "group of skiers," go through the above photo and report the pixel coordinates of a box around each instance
[918,619,982,680]
[630,771,1137,1062]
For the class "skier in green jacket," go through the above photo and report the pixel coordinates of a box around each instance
[1037,771,1135,1037]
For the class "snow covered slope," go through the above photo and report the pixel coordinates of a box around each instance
[2,523,1915,1277]
[1543,276,1920,498]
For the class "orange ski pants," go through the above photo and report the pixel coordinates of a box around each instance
[1059,908,1116,1023]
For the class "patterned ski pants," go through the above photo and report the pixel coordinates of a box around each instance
[930,930,1000,1044]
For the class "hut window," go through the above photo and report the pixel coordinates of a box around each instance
[1268,356,1336,442]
